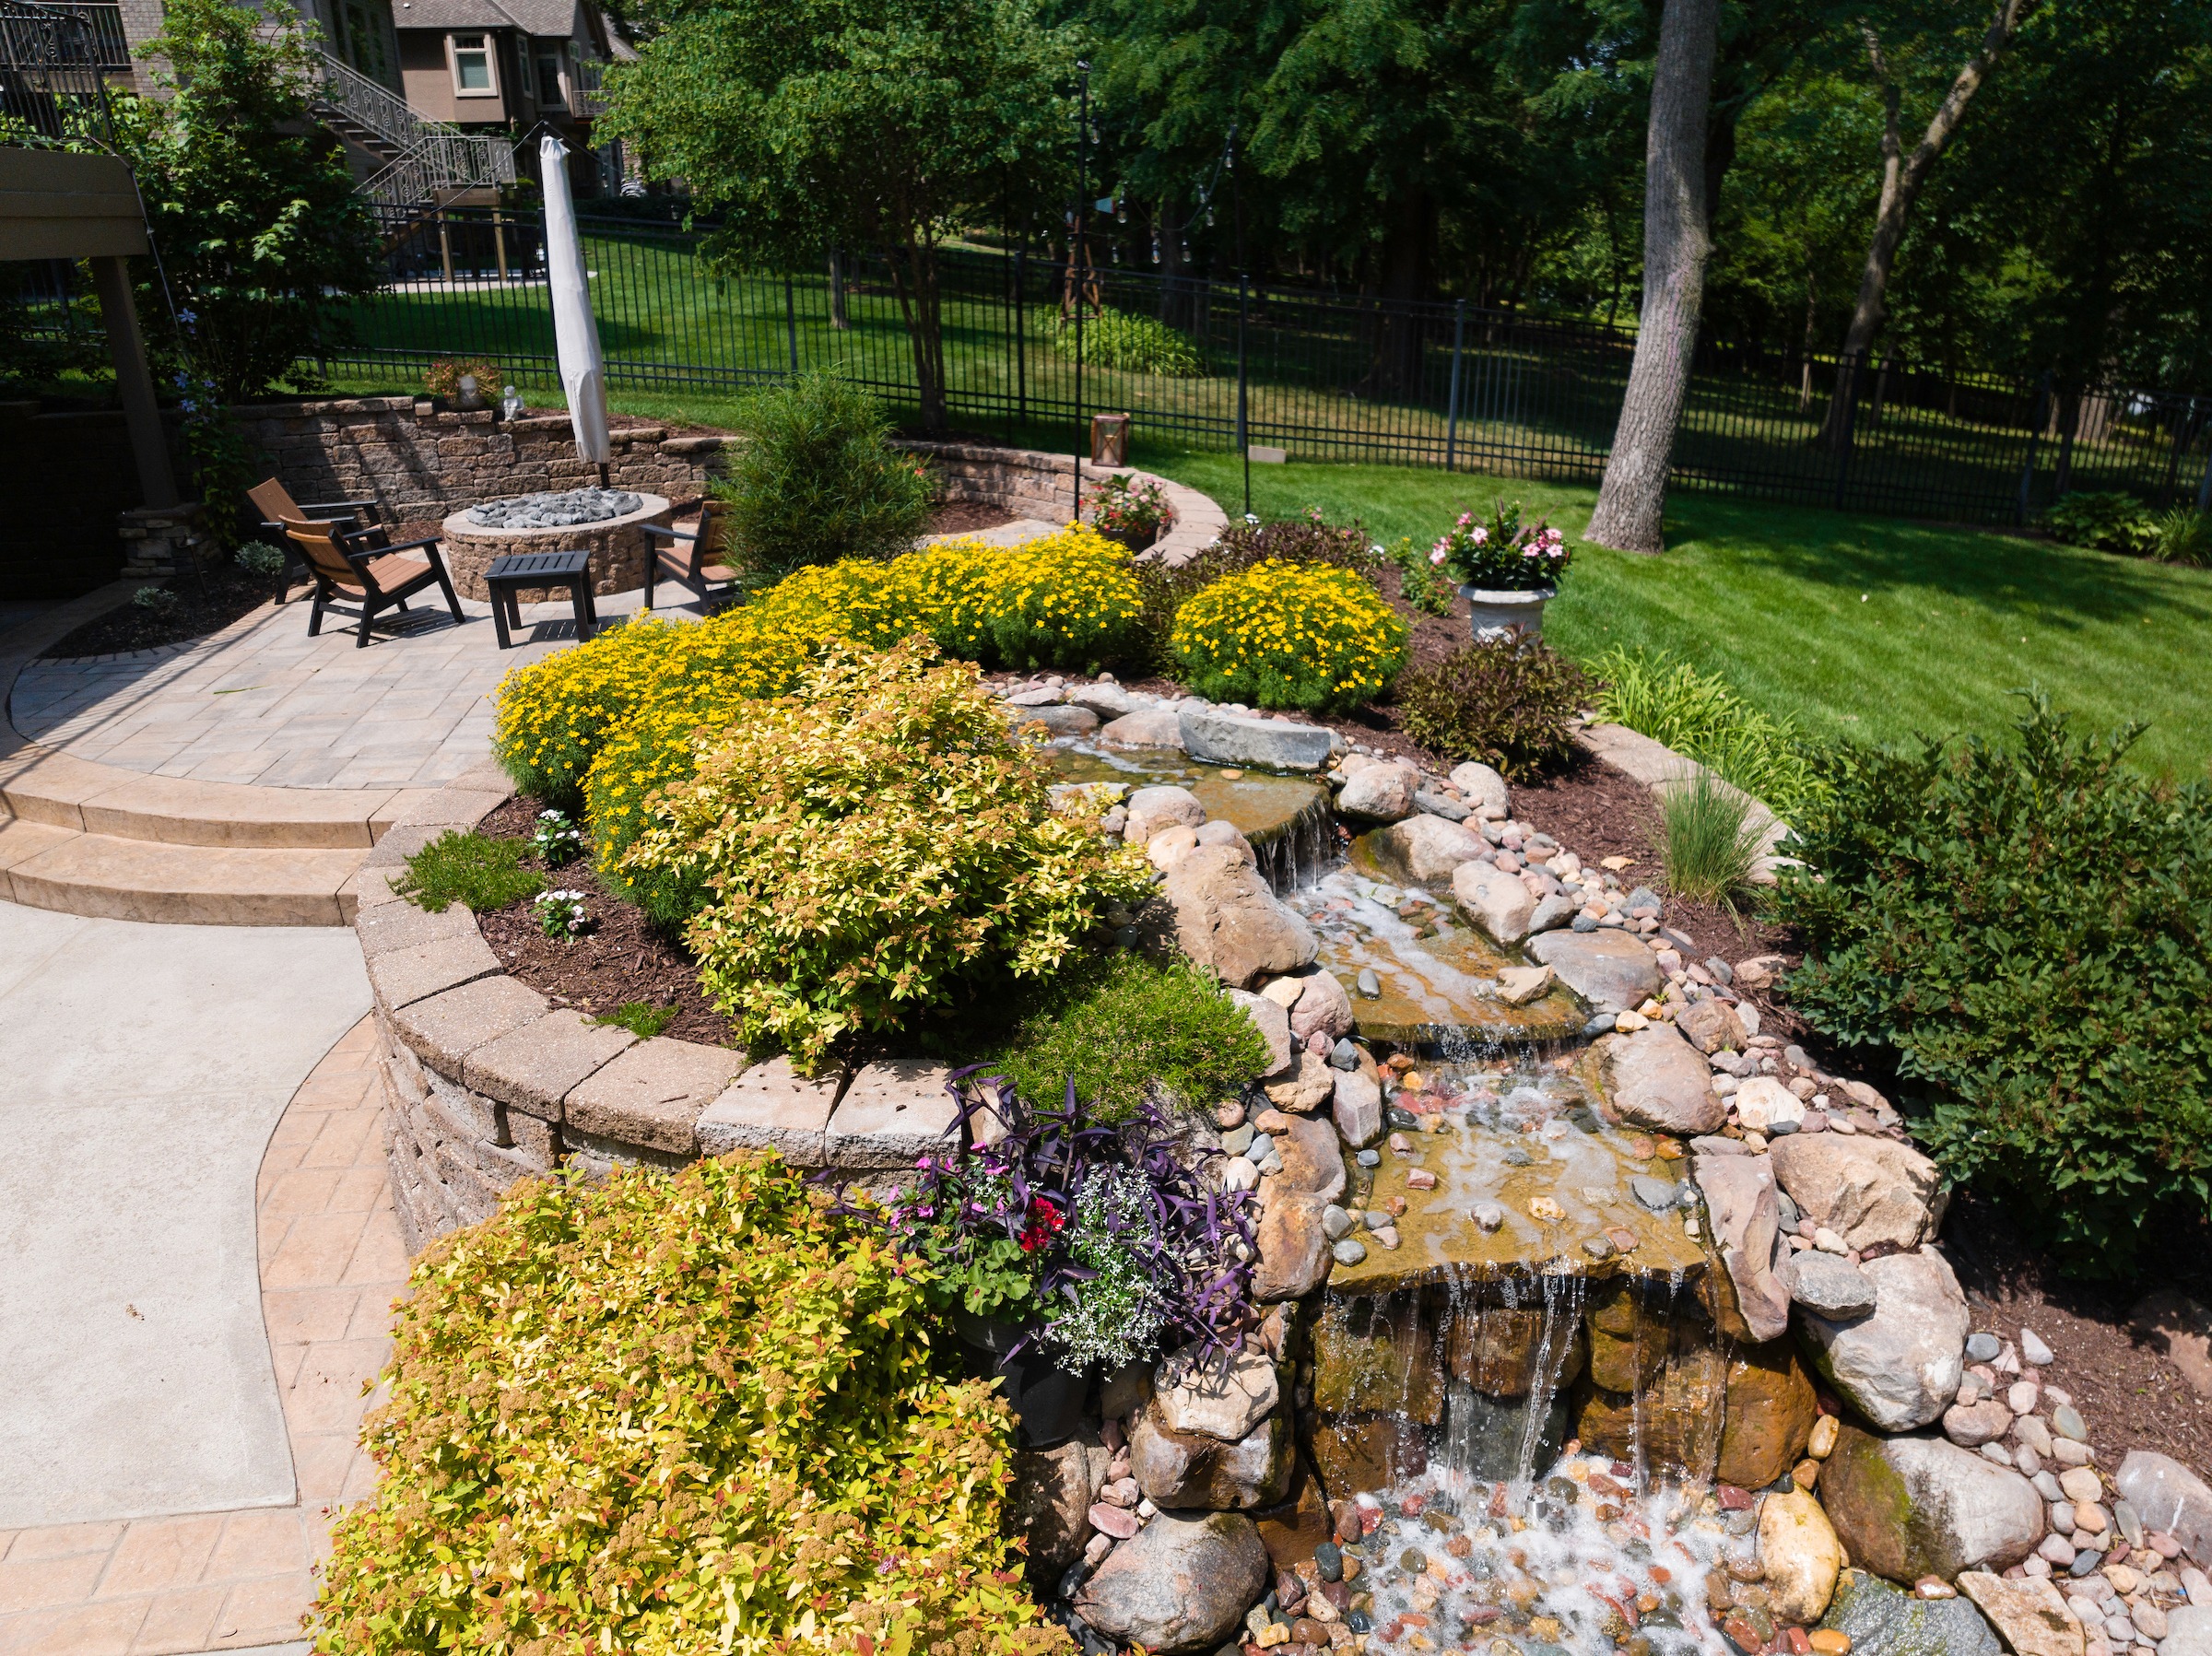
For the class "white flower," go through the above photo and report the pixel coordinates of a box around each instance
[1429,546,1448,566]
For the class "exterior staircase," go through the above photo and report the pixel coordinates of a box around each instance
[308,49,515,221]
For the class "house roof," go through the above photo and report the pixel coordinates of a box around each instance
[393,0,584,39]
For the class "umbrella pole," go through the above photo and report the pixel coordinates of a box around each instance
[597,463,610,488]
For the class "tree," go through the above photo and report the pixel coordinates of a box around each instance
[1583,0,1722,555]
[112,0,381,402]
[1813,0,2032,445]
[602,0,1076,436]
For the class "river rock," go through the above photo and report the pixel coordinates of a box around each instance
[1788,1251,1880,1320]
[2113,1450,2212,1559]
[1180,706,1336,772]
[1264,1051,1337,1113]
[1955,1570,2086,1656]
[1770,1133,1947,1252]
[1943,1400,2018,1449]
[1797,1249,1970,1432]
[1676,996,1749,1054]
[1598,1022,1726,1135]
[1763,1489,1844,1623]
[1337,762,1419,823]
[1818,1568,2004,1656]
[1010,1431,1112,1572]
[1718,1337,1819,1489]
[1007,703,1100,737]
[1126,784,1206,842]
[1285,967,1355,1043]
[1821,1424,2045,1583]
[1451,860,1537,944]
[1694,1148,1793,1342]
[1332,1068,1382,1147]
[1449,761,1511,813]
[1227,989,1296,1073]
[1130,1403,1295,1510]
[1163,846,1320,989]
[1527,928,1662,1015]
[1072,1509,1273,1652]
[1367,815,1488,886]
[1100,706,1189,749]
[1253,1193,1331,1300]
[1269,1111,1346,1204]
[1733,1075,1806,1133]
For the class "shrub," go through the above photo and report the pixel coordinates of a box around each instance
[1382,534,1455,617]
[1587,645,1830,818]
[233,540,286,577]
[421,356,500,403]
[1048,306,1202,376]
[1771,699,2212,1274]
[394,830,544,912]
[1170,559,1407,713]
[1135,510,1381,672]
[620,641,1153,1069]
[975,527,1146,670]
[1659,769,1768,909]
[2149,507,2212,567]
[1395,634,1590,780]
[312,1154,1073,1656]
[2041,490,2158,557]
[984,951,1275,1123]
[717,370,936,574]
[584,694,746,924]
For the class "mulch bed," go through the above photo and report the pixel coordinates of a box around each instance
[471,795,739,1048]
[44,562,289,658]
[927,499,1018,536]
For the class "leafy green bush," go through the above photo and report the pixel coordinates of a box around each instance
[1660,769,1768,909]
[1134,509,1380,670]
[1395,634,1590,780]
[1771,699,2212,1274]
[984,951,1274,1122]
[2041,490,2158,557]
[717,370,936,575]
[394,830,544,913]
[1170,559,1407,713]
[1588,645,1830,818]
[621,641,1154,1068]
[2150,507,2212,567]
[1049,306,1202,376]
[313,1154,1073,1656]
[1383,534,1455,616]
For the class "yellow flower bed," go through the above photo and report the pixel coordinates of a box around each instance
[1169,558,1408,712]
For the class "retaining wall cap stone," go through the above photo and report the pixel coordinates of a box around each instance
[696,1055,846,1166]
[360,823,453,871]
[368,931,503,1010]
[356,898,480,959]
[565,1037,749,1154]
[392,974,549,1071]
[464,1009,638,1122]
[825,1059,959,1169]
[385,788,511,833]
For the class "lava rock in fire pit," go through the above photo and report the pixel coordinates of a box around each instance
[466,487,643,529]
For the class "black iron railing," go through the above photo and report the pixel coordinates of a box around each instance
[1,0,118,146]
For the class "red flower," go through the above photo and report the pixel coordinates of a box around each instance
[1018,1197,1065,1252]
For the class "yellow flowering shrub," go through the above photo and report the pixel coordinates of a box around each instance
[1169,558,1409,712]
[313,1153,1072,1656]
[969,526,1144,670]
[620,640,1153,1068]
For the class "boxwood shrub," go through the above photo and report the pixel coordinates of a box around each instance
[1772,699,2212,1274]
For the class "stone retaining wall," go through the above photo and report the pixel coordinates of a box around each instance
[899,440,1228,567]
[354,764,970,1253]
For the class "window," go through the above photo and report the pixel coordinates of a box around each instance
[537,49,563,103]
[450,33,495,94]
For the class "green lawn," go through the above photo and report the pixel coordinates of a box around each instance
[1142,449,2212,780]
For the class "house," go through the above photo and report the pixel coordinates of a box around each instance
[388,0,621,190]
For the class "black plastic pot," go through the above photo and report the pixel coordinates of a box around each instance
[954,1312,1089,1449]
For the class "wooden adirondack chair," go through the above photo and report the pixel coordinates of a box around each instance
[641,499,738,611]
[279,516,463,646]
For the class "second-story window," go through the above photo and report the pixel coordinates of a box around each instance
[451,33,496,94]
[537,48,564,105]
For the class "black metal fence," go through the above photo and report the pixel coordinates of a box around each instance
[317,206,2212,526]
[2,0,118,144]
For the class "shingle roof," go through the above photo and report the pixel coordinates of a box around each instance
[392,0,583,39]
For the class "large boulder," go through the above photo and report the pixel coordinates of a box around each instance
[1820,1423,2045,1584]
[1180,706,1335,772]
[1451,860,1536,945]
[1693,1148,1793,1342]
[1154,1342,1279,1439]
[2114,1450,2212,1560]
[1955,1572,2087,1656]
[1100,707,1188,750]
[1337,762,1419,823]
[1761,1489,1843,1624]
[1253,1193,1331,1300]
[1266,1110,1346,1204]
[1770,1132,1947,1252]
[1125,784,1206,843]
[1598,1023,1726,1136]
[1071,1509,1273,1652]
[1130,1404,1294,1510]
[1366,815,1488,887]
[1226,989,1295,1073]
[1786,1251,1880,1320]
[1262,1051,1336,1113]
[1163,847,1319,989]
[1526,929,1662,1015]
[1716,1337,1818,1490]
[1676,996,1749,1055]
[1283,967,1354,1043]
[1818,1569,2004,1656]
[1796,1248,1969,1432]
[1449,761,1510,814]
[1008,1431,1111,1573]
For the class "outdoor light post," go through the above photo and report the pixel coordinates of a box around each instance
[1073,59,1090,524]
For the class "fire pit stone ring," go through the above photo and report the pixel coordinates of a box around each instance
[441,488,672,602]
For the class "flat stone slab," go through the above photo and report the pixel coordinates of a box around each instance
[1526,927,1662,1014]
[1179,706,1336,772]
[562,1037,752,1157]
[697,1056,848,1165]
[824,1059,959,1169]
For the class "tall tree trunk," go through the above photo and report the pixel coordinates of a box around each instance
[1359,187,1434,399]
[1584,0,1723,555]
[828,250,848,330]
[1816,0,2031,447]
[888,232,947,436]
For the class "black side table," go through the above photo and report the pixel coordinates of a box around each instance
[483,549,599,649]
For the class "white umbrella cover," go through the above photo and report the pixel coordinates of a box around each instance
[540,133,611,466]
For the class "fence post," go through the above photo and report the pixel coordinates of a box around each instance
[1832,352,1862,512]
[1445,298,1465,473]
[783,274,799,377]
[1014,246,1027,430]
[1237,271,1251,517]
[2197,398,2212,514]
[2017,370,2052,524]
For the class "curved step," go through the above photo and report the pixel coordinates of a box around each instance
[0,817,366,925]
[0,750,429,849]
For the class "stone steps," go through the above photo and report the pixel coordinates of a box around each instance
[0,749,431,848]
[0,816,367,925]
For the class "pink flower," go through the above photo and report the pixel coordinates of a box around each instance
[1430,546,1447,565]
[1471,526,1488,545]
[1457,512,1473,527]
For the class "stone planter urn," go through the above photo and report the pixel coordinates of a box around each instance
[955,1311,1088,1449]
[1459,583,1554,640]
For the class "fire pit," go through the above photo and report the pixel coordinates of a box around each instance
[441,488,672,601]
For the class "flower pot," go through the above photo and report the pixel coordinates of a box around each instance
[1459,583,1554,641]
[954,1311,1089,1449]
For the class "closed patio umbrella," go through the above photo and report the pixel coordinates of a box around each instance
[540,133,611,477]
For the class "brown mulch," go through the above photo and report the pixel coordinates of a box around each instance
[927,499,1018,536]
[471,795,739,1048]
[44,562,289,658]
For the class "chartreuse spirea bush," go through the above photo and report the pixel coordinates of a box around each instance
[1771,699,2212,1274]
[620,640,1153,1069]
[1169,558,1407,713]
[312,1154,1072,1656]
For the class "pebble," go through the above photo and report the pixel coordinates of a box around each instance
[1222,1156,1259,1192]
[1332,1239,1369,1266]
[1371,1226,1402,1251]
[1222,1125,1255,1156]
[1406,1169,1438,1191]
[1967,1332,2003,1363]
[1323,1204,1356,1241]
[2053,1403,2088,1442]
[1357,1148,1382,1169]
[1632,1175,1680,1212]
[2007,1380,2041,1415]
[1471,1201,1505,1232]
[2021,1327,2055,1366]
[1330,1039,1361,1071]
[1356,969,1382,998]
[1216,1101,1247,1129]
